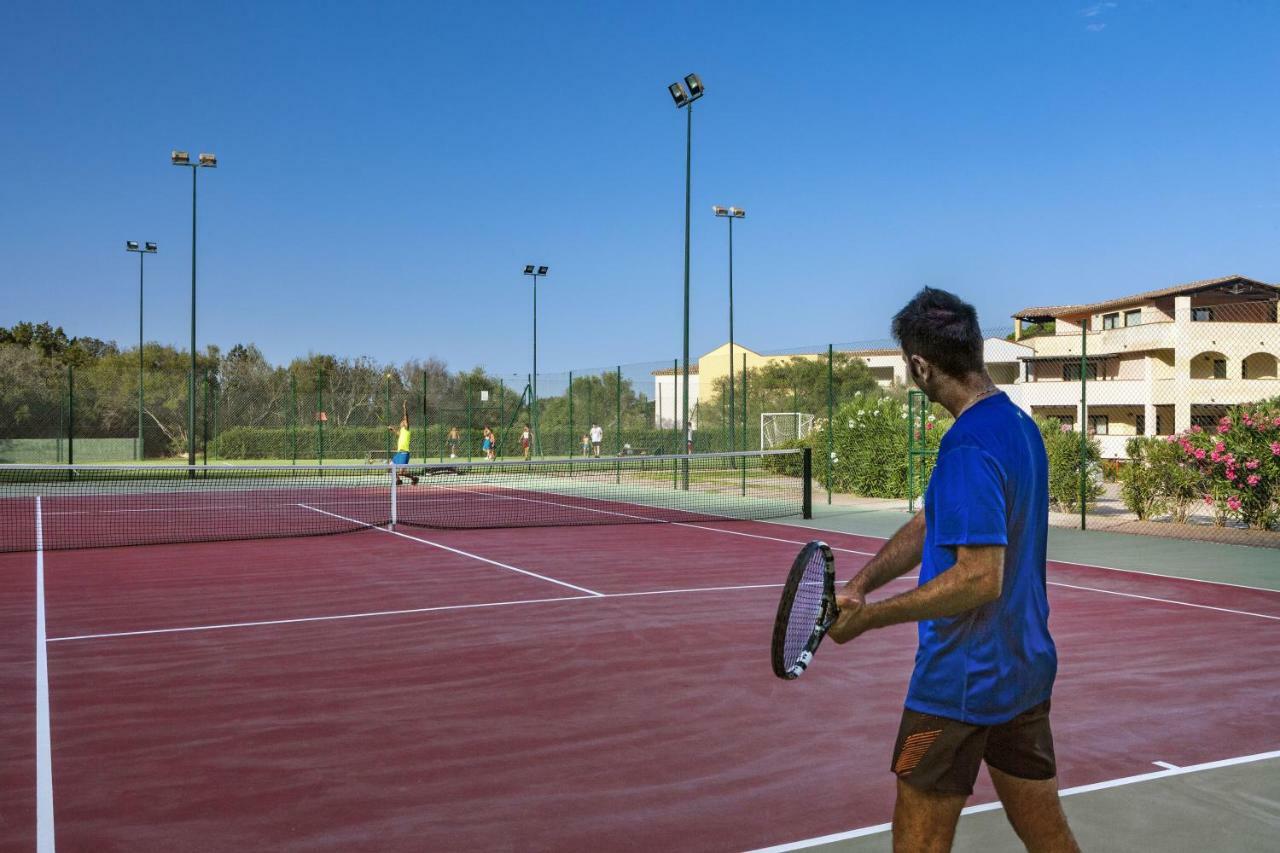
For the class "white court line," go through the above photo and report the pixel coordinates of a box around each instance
[47,579,804,642]
[748,749,1280,852]
[1153,760,1181,770]
[1046,580,1280,622]
[754,517,1280,594]
[35,497,56,851]
[650,520,1277,620]
[297,503,603,597]
[672,522,876,557]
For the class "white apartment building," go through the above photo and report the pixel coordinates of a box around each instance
[651,276,1279,459]
[1008,275,1280,459]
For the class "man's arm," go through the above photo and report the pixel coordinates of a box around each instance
[829,544,1004,644]
[844,511,926,597]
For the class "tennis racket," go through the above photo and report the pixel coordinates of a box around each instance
[771,541,838,680]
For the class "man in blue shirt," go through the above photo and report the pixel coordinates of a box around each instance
[829,288,1078,852]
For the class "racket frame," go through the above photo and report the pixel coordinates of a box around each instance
[771,540,838,680]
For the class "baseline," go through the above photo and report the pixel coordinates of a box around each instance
[747,749,1280,852]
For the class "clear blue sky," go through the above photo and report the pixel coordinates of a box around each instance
[2,1,1277,375]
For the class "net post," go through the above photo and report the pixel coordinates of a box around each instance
[802,447,813,519]
[389,461,398,530]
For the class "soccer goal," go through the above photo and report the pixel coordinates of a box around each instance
[760,412,815,450]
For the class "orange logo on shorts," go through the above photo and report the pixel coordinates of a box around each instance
[894,729,941,775]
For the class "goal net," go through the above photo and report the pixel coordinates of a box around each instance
[760,412,815,450]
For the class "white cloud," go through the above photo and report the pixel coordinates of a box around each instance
[1082,2,1117,16]
[1086,22,1107,31]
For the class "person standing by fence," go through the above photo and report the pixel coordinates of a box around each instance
[590,423,603,457]
[520,423,533,460]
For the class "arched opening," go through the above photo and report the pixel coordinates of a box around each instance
[1190,351,1228,380]
[1242,352,1278,380]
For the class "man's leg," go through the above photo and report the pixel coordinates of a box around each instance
[988,767,1079,853]
[983,700,1078,852]
[892,779,966,853]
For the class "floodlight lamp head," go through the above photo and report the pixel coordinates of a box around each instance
[126,241,140,251]
[144,242,158,252]
[523,265,536,275]
[198,153,217,167]
[684,73,704,101]
[668,82,689,108]
[712,205,727,216]
[730,207,745,218]
[171,150,190,165]
[536,266,548,276]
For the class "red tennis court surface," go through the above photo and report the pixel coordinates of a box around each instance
[3,518,1278,851]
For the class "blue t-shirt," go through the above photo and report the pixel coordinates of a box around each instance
[905,392,1057,725]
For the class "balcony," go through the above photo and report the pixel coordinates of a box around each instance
[1024,320,1175,358]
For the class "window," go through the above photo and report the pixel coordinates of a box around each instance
[1102,313,1119,330]
[1135,414,1146,435]
[1192,307,1214,322]
[1063,362,1099,381]
[1124,309,1142,327]
[1213,359,1227,379]
[1088,415,1109,435]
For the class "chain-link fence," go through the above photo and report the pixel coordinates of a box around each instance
[4,280,1277,544]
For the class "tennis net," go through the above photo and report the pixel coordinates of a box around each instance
[0,449,811,552]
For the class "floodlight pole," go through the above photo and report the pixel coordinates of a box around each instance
[523,266,547,455]
[714,206,744,455]
[126,242,156,460]
[728,211,734,454]
[189,165,197,470]
[532,270,539,455]
[172,152,215,474]
[682,101,692,466]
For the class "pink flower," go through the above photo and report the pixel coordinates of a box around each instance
[1248,474,1261,486]
[1166,435,1177,443]
[1272,442,1280,456]
[1194,449,1207,459]
[1227,496,1242,511]
[1060,423,1071,433]
[925,422,933,430]
[1246,459,1260,470]
[1225,469,1236,480]
[1218,424,1231,434]
[1191,425,1203,433]
[1210,450,1222,462]
[1215,442,1225,453]
[1202,494,1214,505]
[1272,417,1280,427]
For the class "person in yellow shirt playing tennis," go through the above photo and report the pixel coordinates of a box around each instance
[387,403,419,485]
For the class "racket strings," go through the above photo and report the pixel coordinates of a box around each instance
[782,551,828,668]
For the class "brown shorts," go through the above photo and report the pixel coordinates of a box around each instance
[890,699,1057,795]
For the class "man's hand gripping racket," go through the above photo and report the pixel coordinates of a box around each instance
[771,541,869,679]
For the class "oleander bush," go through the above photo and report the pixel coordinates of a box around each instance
[1174,401,1280,530]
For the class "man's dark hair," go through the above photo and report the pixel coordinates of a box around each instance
[890,287,985,378]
